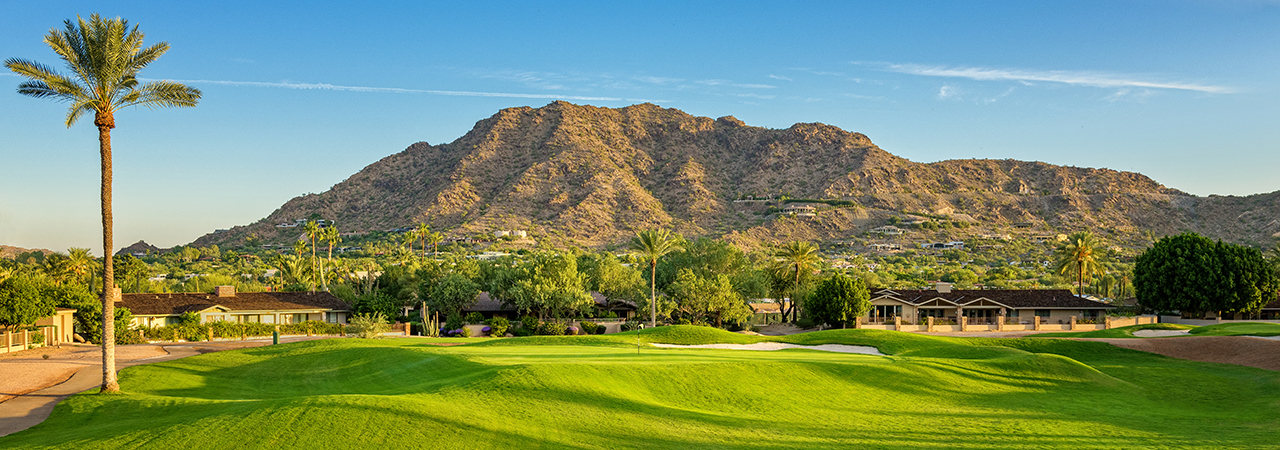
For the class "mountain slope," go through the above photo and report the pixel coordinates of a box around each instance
[192,102,1279,249]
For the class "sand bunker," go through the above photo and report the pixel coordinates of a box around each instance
[1132,329,1191,338]
[651,342,885,356]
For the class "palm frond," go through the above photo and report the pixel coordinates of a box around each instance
[15,80,62,99]
[65,98,99,127]
[126,81,201,109]
[126,42,169,73]
[5,58,61,81]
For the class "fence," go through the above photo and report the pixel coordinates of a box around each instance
[2,325,61,354]
[850,315,1157,333]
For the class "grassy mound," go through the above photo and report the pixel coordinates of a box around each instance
[3,328,1277,449]
[1189,322,1280,337]
[1032,323,1196,338]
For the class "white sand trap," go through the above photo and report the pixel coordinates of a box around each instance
[651,342,885,356]
[1132,329,1191,337]
[1249,335,1280,341]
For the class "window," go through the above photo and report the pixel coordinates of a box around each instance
[1034,309,1050,318]
[238,315,260,323]
[872,305,902,319]
[1008,309,1020,318]
[919,308,947,318]
[1080,309,1099,319]
[292,313,307,324]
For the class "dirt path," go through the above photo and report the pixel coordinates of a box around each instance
[0,336,337,438]
[1084,336,1280,371]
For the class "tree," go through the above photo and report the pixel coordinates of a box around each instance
[426,231,445,256]
[6,14,200,392]
[579,252,645,312]
[64,247,97,286]
[630,229,684,327]
[0,275,58,333]
[773,241,822,322]
[806,273,871,328]
[1053,231,1104,295]
[1134,233,1278,317]
[415,223,430,257]
[304,220,321,291]
[322,226,341,291]
[421,273,480,318]
[665,269,752,327]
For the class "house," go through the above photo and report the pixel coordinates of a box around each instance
[493,230,528,238]
[866,282,1114,325]
[868,243,902,252]
[116,286,352,328]
[870,225,905,236]
[782,205,817,217]
[3,308,78,353]
[919,241,965,250]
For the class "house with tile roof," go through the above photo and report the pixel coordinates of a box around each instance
[867,282,1115,327]
[116,286,352,328]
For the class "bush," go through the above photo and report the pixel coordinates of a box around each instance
[485,317,510,337]
[30,330,45,346]
[796,318,817,329]
[443,314,465,334]
[347,312,390,339]
[566,326,579,335]
[578,321,599,335]
[511,327,533,337]
[675,318,692,325]
[594,325,606,335]
[459,326,473,338]
[539,321,565,336]
[620,320,641,332]
[520,316,539,332]
[464,312,484,324]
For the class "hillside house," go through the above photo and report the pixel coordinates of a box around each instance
[868,243,902,252]
[782,205,817,217]
[117,286,352,327]
[870,225,905,236]
[920,241,965,250]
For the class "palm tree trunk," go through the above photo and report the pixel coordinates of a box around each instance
[97,120,119,393]
[310,236,317,292]
[324,244,333,291]
[649,260,657,328]
[793,264,801,323]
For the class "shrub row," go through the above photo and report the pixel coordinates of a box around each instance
[138,320,344,342]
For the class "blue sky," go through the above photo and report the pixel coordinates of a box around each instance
[3,0,1279,254]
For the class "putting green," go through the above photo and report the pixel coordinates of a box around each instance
[2,327,1276,449]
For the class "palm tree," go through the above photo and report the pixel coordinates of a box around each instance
[774,241,822,323]
[1054,231,1104,296]
[415,223,430,257]
[6,15,200,393]
[629,229,684,328]
[304,220,321,291]
[322,226,341,291]
[426,231,444,256]
[293,239,308,259]
[65,247,97,285]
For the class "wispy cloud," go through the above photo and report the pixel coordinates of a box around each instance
[698,79,776,89]
[872,62,1232,94]
[151,78,651,102]
[937,85,958,100]
[768,74,793,81]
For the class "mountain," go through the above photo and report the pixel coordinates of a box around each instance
[192,102,1280,250]
[0,245,55,260]
[115,240,165,256]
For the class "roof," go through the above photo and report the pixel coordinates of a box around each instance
[1264,298,1280,310]
[750,303,782,314]
[872,289,1114,309]
[119,291,351,316]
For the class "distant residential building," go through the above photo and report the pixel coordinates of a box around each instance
[117,286,352,327]
[782,204,817,217]
[869,243,903,252]
[494,230,528,238]
[920,241,965,250]
[871,225,905,235]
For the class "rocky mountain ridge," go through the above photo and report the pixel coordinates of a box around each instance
[191,102,1280,250]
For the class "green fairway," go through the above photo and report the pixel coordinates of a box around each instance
[1189,322,1280,337]
[1032,323,1196,338]
[3,327,1277,449]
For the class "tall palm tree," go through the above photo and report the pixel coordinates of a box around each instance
[426,231,444,256]
[304,220,321,291]
[1054,231,1104,296]
[6,15,200,393]
[629,229,684,328]
[774,241,822,323]
[415,222,430,257]
[322,226,341,291]
[293,239,308,259]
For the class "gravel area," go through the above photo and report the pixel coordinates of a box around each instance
[1089,336,1280,371]
[651,342,885,355]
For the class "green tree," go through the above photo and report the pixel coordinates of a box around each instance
[415,223,430,257]
[1054,231,1104,295]
[501,253,594,320]
[322,226,341,291]
[6,14,200,392]
[579,252,645,311]
[630,229,685,327]
[773,241,822,323]
[0,275,58,333]
[421,273,481,318]
[665,269,752,327]
[806,273,871,328]
[1134,233,1278,317]
[304,220,321,291]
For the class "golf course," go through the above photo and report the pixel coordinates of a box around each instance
[2,326,1278,449]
